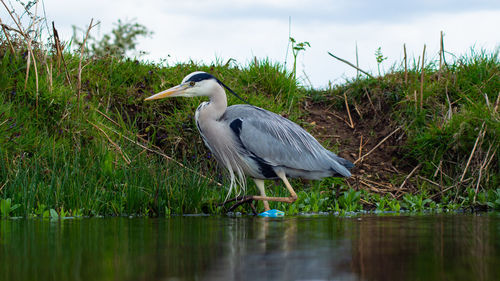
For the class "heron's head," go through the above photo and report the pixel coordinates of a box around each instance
[144,71,220,101]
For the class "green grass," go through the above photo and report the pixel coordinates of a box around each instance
[0,36,499,217]
[0,42,307,217]
[324,49,499,190]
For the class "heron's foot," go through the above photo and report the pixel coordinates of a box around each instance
[220,195,258,215]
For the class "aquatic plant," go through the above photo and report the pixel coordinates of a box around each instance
[0,198,20,218]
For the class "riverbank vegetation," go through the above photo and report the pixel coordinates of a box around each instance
[0,7,498,217]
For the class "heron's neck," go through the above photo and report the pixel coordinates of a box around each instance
[201,85,227,121]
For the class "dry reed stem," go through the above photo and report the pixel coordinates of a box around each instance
[355,41,359,78]
[361,177,395,189]
[327,52,374,79]
[399,163,421,189]
[444,85,453,122]
[493,92,500,115]
[353,103,362,118]
[0,22,22,34]
[45,58,52,92]
[358,180,382,193]
[29,41,39,111]
[24,42,31,88]
[302,69,314,89]
[0,179,8,193]
[354,127,401,164]
[358,135,364,160]
[414,90,417,110]
[1,5,31,87]
[483,147,497,171]
[430,185,454,200]
[1,1,40,112]
[438,31,443,80]
[95,108,120,127]
[31,2,42,114]
[473,144,493,203]
[484,93,490,108]
[360,198,375,206]
[78,18,97,111]
[343,91,355,128]
[460,122,485,182]
[52,22,62,68]
[52,22,72,86]
[429,181,470,200]
[420,44,426,109]
[0,18,15,54]
[358,179,402,196]
[88,120,131,164]
[433,160,442,178]
[330,111,353,127]
[440,31,447,67]
[417,175,441,187]
[345,178,353,190]
[1,0,24,34]
[364,88,377,114]
[403,43,408,84]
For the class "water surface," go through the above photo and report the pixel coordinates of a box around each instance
[1,213,499,281]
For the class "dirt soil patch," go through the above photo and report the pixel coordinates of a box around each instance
[302,95,413,198]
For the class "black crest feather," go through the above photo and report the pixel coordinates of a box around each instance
[187,72,251,105]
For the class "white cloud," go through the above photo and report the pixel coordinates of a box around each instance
[2,0,498,88]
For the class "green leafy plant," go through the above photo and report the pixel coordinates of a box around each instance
[33,203,51,218]
[387,200,401,212]
[337,189,361,212]
[59,207,70,218]
[374,195,388,211]
[486,189,500,210]
[50,209,59,219]
[374,47,387,76]
[0,198,21,218]
[403,194,433,212]
[289,37,311,81]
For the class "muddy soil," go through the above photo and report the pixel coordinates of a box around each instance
[302,95,413,198]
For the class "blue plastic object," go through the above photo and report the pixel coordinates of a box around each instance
[258,209,285,217]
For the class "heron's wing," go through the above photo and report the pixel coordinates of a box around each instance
[222,105,352,177]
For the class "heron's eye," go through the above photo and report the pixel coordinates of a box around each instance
[189,81,195,87]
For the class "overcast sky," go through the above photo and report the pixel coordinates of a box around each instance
[2,0,500,88]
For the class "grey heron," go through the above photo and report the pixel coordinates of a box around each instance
[145,71,354,213]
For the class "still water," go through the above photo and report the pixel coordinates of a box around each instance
[1,213,500,281]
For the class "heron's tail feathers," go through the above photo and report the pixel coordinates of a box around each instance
[330,155,354,178]
[338,157,355,170]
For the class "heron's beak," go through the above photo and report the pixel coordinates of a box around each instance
[144,84,187,101]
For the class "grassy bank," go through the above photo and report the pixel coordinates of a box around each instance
[1,30,499,217]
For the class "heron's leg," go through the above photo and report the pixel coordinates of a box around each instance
[251,171,298,204]
[276,171,298,200]
[253,178,270,211]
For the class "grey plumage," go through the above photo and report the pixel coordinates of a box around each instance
[220,104,353,179]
